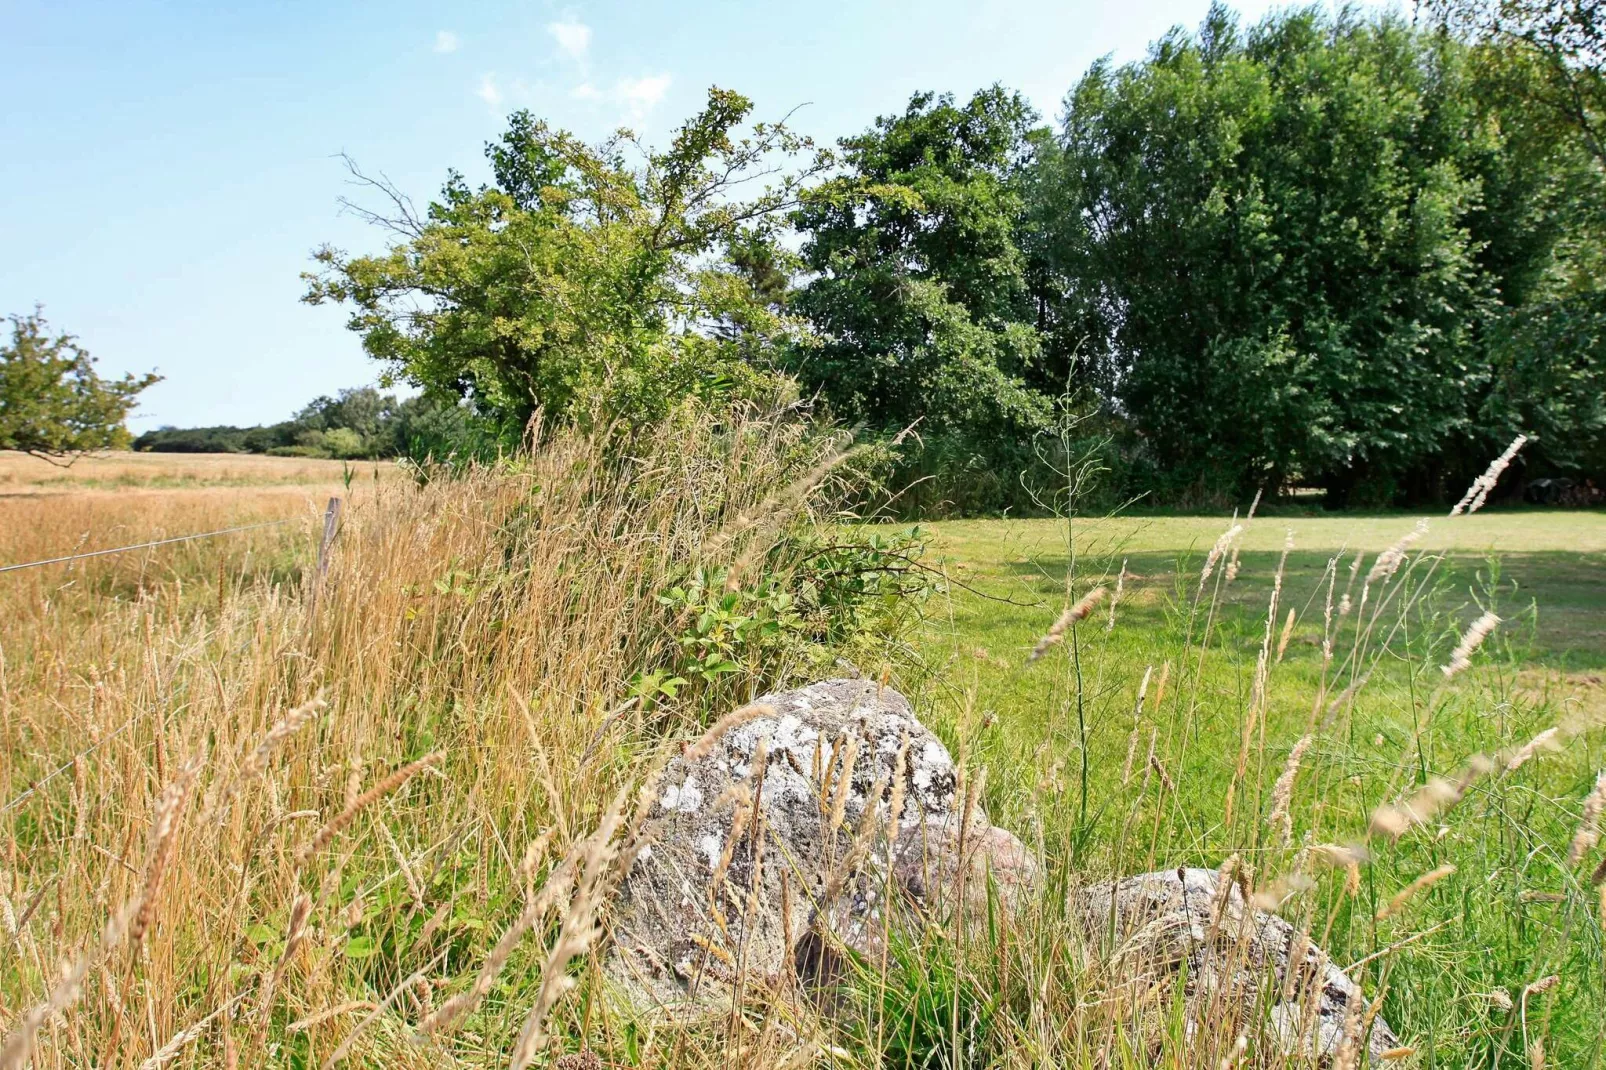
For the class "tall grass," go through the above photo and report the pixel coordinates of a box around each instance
[1,417,1602,1069]
[0,408,898,1069]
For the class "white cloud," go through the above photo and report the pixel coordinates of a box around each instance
[616,74,672,120]
[547,17,592,63]
[433,30,460,53]
[566,74,673,122]
[476,73,503,109]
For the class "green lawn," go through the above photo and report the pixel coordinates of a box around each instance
[922,510,1606,670]
[883,509,1606,1065]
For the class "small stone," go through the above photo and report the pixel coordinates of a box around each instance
[1075,867,1400,1063]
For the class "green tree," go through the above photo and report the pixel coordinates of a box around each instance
[0,310,160,463]
[304,89,827,436]
[1430,0,1606,167]
[1034,5,1591,503]
[790,87,1051,441]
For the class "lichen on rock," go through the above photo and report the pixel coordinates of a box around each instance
[1075,867,1400,1063]
[604,678,1034,1009]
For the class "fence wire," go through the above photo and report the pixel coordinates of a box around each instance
[1,507,327,812]
[0,517,300,575]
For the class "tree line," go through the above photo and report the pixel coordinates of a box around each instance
[302,3,1605,509]
[9,2,1603,507]
[129,387,488,462]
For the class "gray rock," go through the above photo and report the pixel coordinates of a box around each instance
[1076,867,1400,1063]
[605,679,1034,1009]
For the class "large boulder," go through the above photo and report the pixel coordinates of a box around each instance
[605,679,1034,1009]
[1076,867,1400,1063]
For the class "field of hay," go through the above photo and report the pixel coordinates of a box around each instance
[1,445,1603,1069]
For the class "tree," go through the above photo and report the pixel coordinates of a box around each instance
[304,89,828,436]
[1033,5,1591,503]
[1430,0,1606,167]
[0,310,159,463]
[788,88,1054,511]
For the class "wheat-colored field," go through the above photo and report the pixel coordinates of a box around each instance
[1,444,1603,1069]
[0,451,398,602]
[0,450,398,495]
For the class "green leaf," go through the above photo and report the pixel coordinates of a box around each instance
[246,923,280,947]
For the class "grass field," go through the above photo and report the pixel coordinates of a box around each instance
[0,450,399,495]
[895,508,1606,1066]
[2,447,1603,1068]
[922,511,1606,667]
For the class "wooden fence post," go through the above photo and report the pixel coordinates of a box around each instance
[317,497,342,581]
[310,497,343,625]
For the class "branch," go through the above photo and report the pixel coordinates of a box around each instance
[334,152,426,238]
[23,449,81,469]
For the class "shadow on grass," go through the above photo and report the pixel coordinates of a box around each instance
[977,548,1606,671]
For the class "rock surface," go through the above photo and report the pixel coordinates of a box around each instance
[1076,867,1399,1062]
[604,680,1401,1062]
[605,679,1033,1009]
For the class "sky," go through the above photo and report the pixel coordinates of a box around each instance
[2,0,1332,431]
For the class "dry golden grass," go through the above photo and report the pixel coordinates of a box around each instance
[0,414,856,1069]
[0,450,399,495]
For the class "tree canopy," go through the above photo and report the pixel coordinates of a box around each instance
[1030,4,1604,503]
[788,87,1050,441]
[0,310,159,463]
[303,88,826,439]
[303,8,1606,510]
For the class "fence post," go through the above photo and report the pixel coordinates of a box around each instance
[316,497,342,580]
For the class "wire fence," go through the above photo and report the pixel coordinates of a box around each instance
[0,498,342,814]
[0,518,301,575]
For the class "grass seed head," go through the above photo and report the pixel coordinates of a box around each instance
[1377,863,1456,920]
[1570,771,1606,866]
[1443,611,1501,678]
[1028,586,1107,662]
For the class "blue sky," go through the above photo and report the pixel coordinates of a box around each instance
[3,0,1328,430]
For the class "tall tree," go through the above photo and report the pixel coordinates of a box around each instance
[1035,5,1589,503]
[789,88,1052,447]
[0,310,160,463]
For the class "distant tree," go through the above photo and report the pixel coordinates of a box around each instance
[0,310,159,464]
[134,386,498,464]
[292,387,400,453]
[131,426,251,453]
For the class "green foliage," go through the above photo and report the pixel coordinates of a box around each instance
[0,310,159,462]
[790,88,1053,493]
[639,527,935,708]
[1030,5,1606,505]
[1431,0,1606,168]
[304,89,826,432]
[857,926,1002,1069]
[1483,289,1606,473]
[277,23,1604,510]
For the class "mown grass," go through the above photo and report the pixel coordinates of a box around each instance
[896,508,1606,1066]
[922,512,1606,668]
